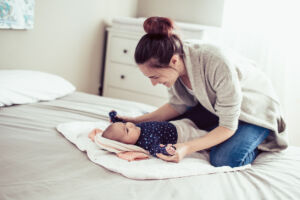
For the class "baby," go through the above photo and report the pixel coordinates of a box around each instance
[89,111,178,156]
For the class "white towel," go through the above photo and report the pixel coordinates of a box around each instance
[92,127,150,161]
[57,121,251,180]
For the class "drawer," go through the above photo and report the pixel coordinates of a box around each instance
[105,64,168,98]
[104,86,168,107]
[109,36,138,66]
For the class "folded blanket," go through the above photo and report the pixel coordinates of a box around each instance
[57,121,251,180]
[92,128,150,161]
[94,129,148,153]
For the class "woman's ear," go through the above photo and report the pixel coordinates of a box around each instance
[169,54,183,74]
[169,54,179,66]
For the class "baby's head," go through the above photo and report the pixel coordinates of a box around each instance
[102,122,141,144]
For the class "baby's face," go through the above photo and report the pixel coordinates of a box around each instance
[109,122,141,144]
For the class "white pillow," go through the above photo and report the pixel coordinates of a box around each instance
[0,70,76,107]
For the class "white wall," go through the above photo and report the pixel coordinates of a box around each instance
[0,0,222,94]
[0,0,138,94]
[284,47,300,147]
[137,0,224,27]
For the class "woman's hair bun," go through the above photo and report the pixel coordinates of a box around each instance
[143,17,174,36]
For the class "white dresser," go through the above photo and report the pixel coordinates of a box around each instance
[102,17,220,107]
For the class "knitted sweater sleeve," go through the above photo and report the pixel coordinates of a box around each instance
[204,45,242,131]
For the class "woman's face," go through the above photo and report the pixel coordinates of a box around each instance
[138,55,184,88]
[138,64,178,88]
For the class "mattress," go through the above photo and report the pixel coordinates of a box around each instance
[0,91,299,200]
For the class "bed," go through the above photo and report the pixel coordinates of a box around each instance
[1,70,300,200]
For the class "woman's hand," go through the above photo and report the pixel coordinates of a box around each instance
[156,143,189,163]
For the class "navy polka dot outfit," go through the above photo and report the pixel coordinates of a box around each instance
[109,111,178,156]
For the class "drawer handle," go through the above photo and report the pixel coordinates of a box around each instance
[120,75,125,79]
[123,49,128,54]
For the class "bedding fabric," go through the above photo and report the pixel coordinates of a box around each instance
[56,121,250,180]
[0,69,75,107]
[0,92,300,200]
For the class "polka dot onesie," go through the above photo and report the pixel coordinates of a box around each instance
[109,111,178,156]
[135,121,177,156]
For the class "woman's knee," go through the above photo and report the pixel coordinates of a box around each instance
[209,153,240,167]
[209,148,256,168]
[210,155,243,167]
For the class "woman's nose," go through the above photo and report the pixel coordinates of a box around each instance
[151,79,158,86]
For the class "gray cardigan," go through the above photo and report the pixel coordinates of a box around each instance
[168,41,288,151]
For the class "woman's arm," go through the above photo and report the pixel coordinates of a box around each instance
[156,126,235,163]
[185,126,235,154]
[120,103,181,123]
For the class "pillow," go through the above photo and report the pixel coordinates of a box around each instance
[0,70,76,107]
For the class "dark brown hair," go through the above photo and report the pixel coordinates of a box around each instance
[134,17,184,67]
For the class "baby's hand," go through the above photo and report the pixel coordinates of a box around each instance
[160,144,176,156]
[88,128,102,142]
[109,110,138,124]
[109,110,126,123]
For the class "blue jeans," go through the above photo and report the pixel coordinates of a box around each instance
[169,103,270,167]
[207,121,270,167]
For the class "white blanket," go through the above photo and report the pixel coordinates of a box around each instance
[57,121,251,180]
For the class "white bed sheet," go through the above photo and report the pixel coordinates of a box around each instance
[0,92,299,200]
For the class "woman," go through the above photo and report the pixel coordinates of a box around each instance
[118,16,288,167]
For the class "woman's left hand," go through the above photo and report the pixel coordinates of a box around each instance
[156,143,189,163]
